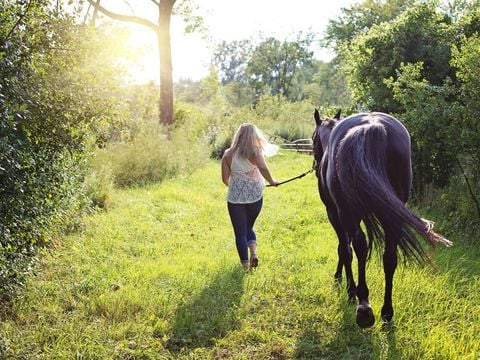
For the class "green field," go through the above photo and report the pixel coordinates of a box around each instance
[1,152,479,359]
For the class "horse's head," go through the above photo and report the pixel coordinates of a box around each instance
[312,108,341,163]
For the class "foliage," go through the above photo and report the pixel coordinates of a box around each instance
[1,155,478,358]
[342,2,454,112]
[253,95,312,140]
[246,34,315,101]
[324,0,418,50]
[221,81,256,107]
[335,1,480,232]
[303,59,353,108]
[386,62,460,189]
[425,176,480,240]
[90,103,211,187]
[212,40,252,84]
[172,0,205,34]
[451,32,480,176]
[211,34,321,103]
[83,164,114,210]
[0,1,130,300]
[83,0,204,126]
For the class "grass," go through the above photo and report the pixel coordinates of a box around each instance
[1,151,480,359]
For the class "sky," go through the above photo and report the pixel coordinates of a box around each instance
[95,0,359,83]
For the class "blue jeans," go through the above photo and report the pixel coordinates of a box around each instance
[227,198,263,262]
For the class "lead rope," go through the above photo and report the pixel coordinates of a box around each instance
[266,160,318,187]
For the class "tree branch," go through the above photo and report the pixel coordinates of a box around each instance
[86,0,159,33]
[82,1,92,25]
[454,155,480,221]
[149,0,160,6]
[5,0,33,42]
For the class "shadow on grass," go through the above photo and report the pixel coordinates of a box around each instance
[294,285,399,359]
[166,266,245,353]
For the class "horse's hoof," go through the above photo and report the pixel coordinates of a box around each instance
[381,306,394,322]
[348,292,357,304]
[381,313,393,322]
[356,304,375,328]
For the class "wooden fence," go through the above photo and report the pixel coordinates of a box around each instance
[279,138,313,155]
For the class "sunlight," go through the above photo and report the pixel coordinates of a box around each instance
[93,0,359,84]
[123,28,159,84]
[120,22,209,84]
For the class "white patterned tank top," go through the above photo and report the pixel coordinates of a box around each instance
[227,152,265,204]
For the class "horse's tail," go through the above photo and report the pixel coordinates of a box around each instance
[336,123,452,263]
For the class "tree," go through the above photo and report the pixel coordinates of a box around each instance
[245,34,315,101]
[451,32,480,175]
[86,0,201,126]
[212,40,252,85]
[211,40,256,106]
[324,0,417,51]
[342,3,454,112]
[302,59,353,107]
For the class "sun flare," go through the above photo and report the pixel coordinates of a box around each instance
[119,22,209,85]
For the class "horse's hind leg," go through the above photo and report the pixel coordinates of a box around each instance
[381,229,398,322]
[338,239,356,301]
[350,225,375,328]
[326,207,355,299]
[334,244,343,284]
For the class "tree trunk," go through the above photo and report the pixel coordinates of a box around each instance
[158,0,175,126]
[85,0,176,127]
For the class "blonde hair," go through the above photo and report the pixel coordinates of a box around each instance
[231,123,278,159]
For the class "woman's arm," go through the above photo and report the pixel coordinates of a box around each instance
[253,153,278,186]
[221,149,232,186]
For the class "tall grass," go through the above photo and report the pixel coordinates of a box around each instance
[1,152,479,359]
[85,96,341,199]
[89,104,212,189]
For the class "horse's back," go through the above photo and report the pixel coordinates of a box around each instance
[328,112,413,203]
[330,112,409,147]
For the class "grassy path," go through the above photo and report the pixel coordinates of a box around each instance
[1,152,480,359]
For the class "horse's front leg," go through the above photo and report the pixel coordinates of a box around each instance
[351,226,375,328]
[381,230,398,322]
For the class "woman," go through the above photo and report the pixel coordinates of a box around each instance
[221,123,279,271]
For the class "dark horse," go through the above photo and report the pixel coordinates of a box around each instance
[312,109,452,328]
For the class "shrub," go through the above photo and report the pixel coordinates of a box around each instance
[0,148,85,300]
[430,175,480,243]
[0,2,130,301]
[90,105,212,187]
[83,164,114,210]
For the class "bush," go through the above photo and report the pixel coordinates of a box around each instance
[83,164,114,210]
[430,175,480,243]
[0,2,130,301]
[90,105,212,187]
[0,148,85,300]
